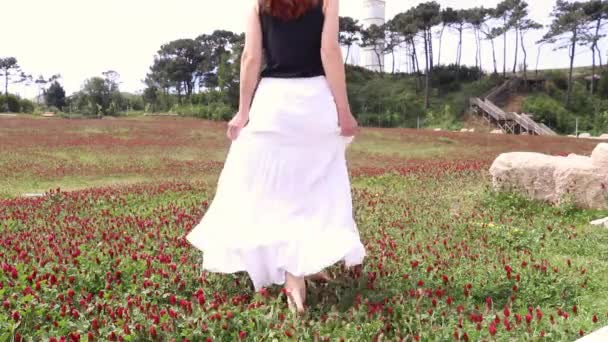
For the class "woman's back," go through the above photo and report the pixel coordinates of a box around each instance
[260,1,325,78]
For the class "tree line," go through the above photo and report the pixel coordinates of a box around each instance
[0,57,144,116]
[340,0,607,108]
[1,0,606,124]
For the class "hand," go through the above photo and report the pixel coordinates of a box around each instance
[338,112,359,137]
[226,113,249,141]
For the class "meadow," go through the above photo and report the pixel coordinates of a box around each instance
[1,116,607,341]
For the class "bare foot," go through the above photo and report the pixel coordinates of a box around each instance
[285,272,306,314]
[285,288,306,314]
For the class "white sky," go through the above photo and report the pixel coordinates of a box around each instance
[3,0,603,98]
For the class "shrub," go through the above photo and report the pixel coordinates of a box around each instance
[522,94,573,133]
[0,94,22,112]
[432,64,483,91]
[598,69,608,99]
[176,102,233,121]
[19,98,34,113]
[544,70,569,91]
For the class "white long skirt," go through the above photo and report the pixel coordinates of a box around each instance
[186,76,366,291]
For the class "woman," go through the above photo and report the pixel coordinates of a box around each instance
[186,0,365,313]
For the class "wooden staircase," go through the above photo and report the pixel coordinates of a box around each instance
[469,78,558,136]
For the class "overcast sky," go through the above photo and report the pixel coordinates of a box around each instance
[3,0,602,98]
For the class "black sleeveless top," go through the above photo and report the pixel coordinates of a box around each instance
[259,3,325,78]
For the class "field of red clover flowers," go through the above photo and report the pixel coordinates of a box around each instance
[1,116,607,341]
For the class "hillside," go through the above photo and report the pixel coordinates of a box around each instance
[344,65,608,135]
[345,65,501,130]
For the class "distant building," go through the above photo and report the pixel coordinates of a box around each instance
[360,0,386,72]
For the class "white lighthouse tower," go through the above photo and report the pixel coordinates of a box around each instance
[361,0,386,72]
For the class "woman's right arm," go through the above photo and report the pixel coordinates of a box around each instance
[321,0,358,136]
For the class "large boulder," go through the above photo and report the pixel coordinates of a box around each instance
[490,143,608,209]
[590,217,608,227]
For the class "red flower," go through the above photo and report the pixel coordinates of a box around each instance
[12,311,20,321]
[197,294,205,306]
[593,314,598,323]
[239,331,247,340]
[503,318,511,331]
[536,308,543,321]
[503,307,510,317]
[489,323,497,336]
[169,294,177,305]
[485,297,493,311]
[525,313,532,324]
[150,325,157,338]
[49,274,57,286]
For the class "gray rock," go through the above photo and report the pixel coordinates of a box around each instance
[490,143,608,209]
[590,217,608,227]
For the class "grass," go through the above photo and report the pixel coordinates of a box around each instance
[0,116,607,341]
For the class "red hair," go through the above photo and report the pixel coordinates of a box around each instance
[260,0,321,20]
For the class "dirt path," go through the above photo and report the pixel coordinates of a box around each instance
[503,94,525,113]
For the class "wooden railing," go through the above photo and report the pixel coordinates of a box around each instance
[470,97,558,136]
[509,113,557,136]
[470,98,511,121]
[469,77,558,136]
